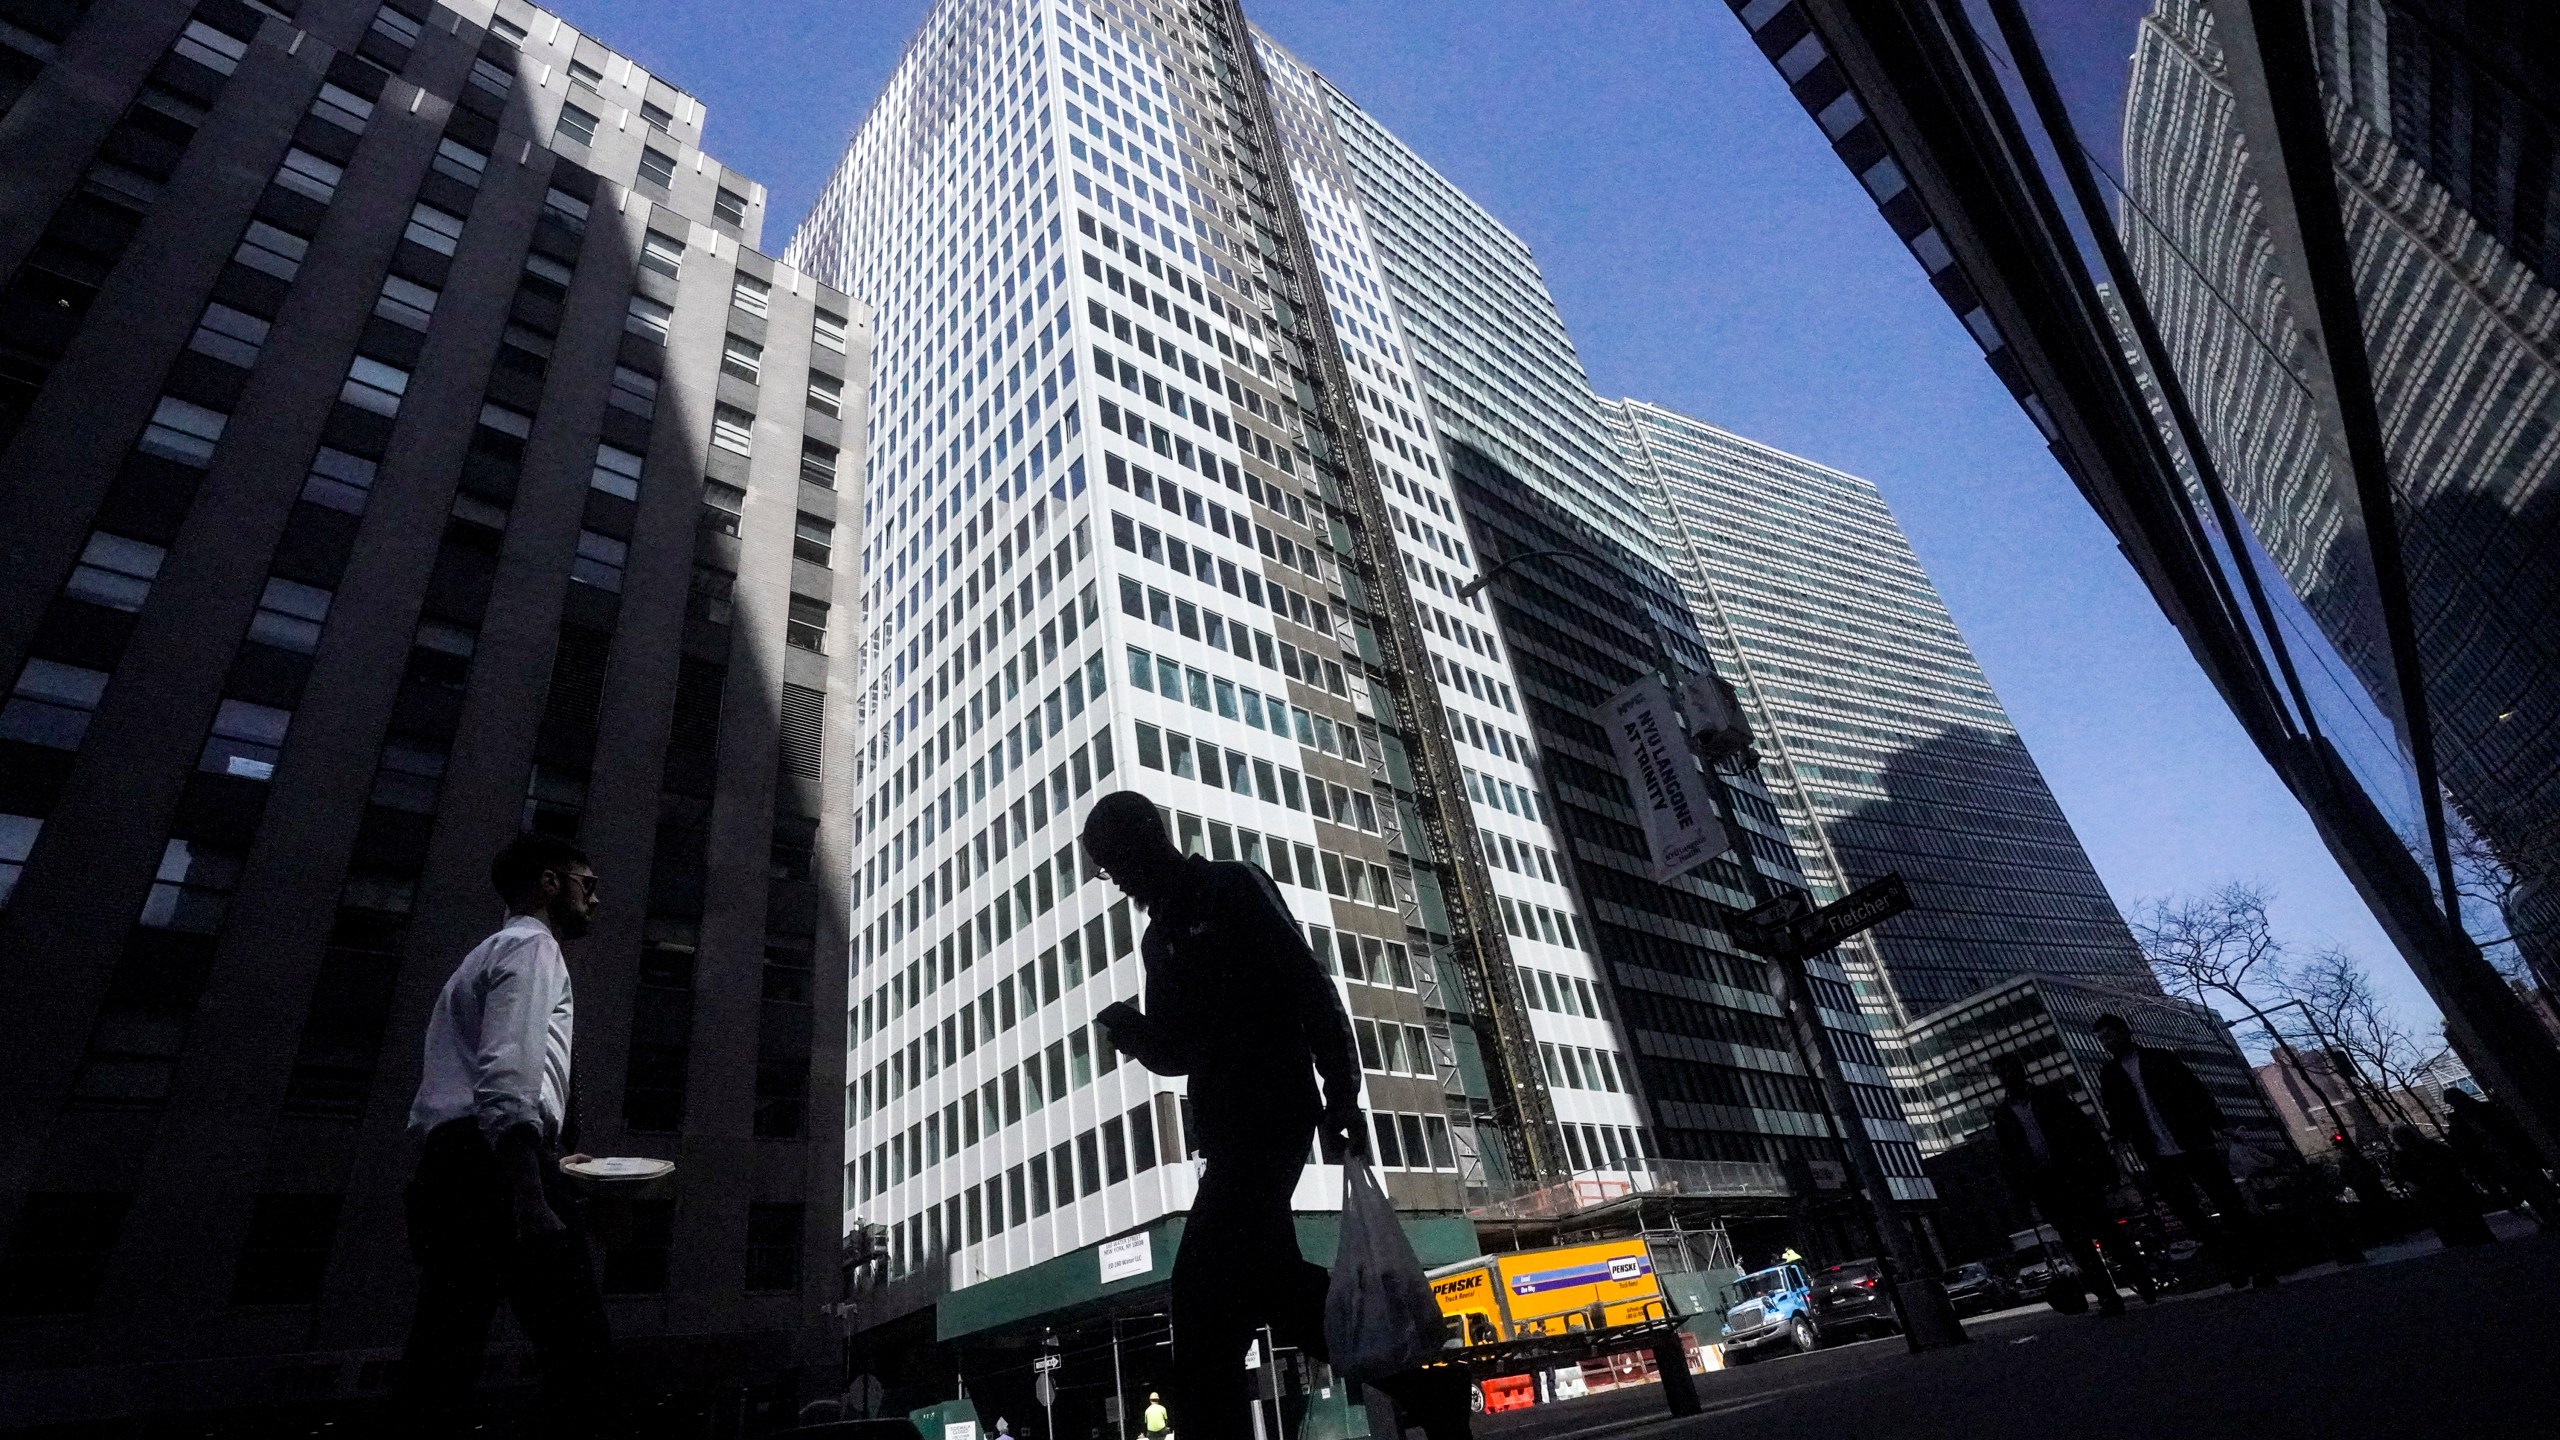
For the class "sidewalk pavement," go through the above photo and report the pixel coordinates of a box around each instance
[1479,1215,2556,1440]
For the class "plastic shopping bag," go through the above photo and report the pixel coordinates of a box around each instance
[1323,1156,1446,1381]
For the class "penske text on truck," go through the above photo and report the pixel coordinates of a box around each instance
[1428,1239,1668,1346]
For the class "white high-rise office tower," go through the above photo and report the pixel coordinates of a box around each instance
[789,6,1942,1363]
[785,0,1648,1324]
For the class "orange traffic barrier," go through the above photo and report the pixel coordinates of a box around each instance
[1479,1375,1537,1414]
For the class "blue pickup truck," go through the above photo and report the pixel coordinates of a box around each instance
[1718,1259,1900,1362]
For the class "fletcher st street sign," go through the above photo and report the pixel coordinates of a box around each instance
[1734,874,1913,959]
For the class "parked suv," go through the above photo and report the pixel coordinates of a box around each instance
[1804,1260,1900,1341]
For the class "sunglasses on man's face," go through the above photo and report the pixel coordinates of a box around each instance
[553,869,601,898]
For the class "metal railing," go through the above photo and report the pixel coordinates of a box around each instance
[1466,1157,1790,1222]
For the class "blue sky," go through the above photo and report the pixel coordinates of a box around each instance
[544,0,2432,1030]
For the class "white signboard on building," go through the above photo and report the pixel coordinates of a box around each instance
[1603,677,1731,882]
[1099,1231,1153,1285]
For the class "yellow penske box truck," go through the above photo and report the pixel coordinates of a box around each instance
[1429,1239,1670,1346]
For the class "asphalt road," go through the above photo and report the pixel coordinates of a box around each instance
[1476,1218,2557,1440]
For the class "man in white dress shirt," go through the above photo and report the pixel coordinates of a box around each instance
[394,832,610,1435]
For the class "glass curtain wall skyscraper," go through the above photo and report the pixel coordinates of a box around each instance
[1611,399,2172,1149]
[1292,63,1927,1191]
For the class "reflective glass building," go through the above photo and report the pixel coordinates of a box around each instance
[1612,398,2170,1150]
[1712,0,2560,1148]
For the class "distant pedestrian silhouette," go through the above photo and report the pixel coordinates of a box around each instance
[2392,1124,2495,1247]
[2444,1088,2558,1228]
[2093,1013,2278,1289]
[1082,793,1469,1440]
[1988,1053,2124,1315]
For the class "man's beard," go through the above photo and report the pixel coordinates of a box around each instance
[553,906,593,940]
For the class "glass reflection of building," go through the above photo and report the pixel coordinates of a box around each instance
[1709,0,2560,1157]
[2120,0,2560,983]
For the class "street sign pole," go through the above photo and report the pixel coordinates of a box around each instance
[1036,1334,1061,1440]
[1693,787,1966,1351]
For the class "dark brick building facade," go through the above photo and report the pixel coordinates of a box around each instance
[0,0,863,1426]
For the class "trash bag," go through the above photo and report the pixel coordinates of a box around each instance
[1324,1157,1446,1381]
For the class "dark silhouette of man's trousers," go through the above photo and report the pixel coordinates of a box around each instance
[1173,1151,1468,1440]
[393,1120,612,1437]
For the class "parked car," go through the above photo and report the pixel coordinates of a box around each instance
[1804,1260,1900,1341]
[1939,1261,2014,1316]
[2008,1226,2077,1303]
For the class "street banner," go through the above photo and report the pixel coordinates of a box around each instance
[1603,677,1731,882]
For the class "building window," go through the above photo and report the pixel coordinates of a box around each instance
[0,1193,132,1315]
[370,739,446,813]
[274,147,343,203]
[233,221,308,281]
[608,365,659,420]
[63,533,165,612]
[601,1199,675,1294]
[591,443,644,500]
[793,512,833,568]
[625,293,671,343]
[467,55,512,97]
[640,99,674,132]
[744,1204,802,1291]
[556,103,598,148]
[690,564,735,626]
[520,251,572,299]
[0,814,39,909]
[369,4,423,48]
[229,1194,340,1307]
[709,404,754,455]
[799,437,838,488]
[640,230,684,279]
[247,578,332,653]
[431,137,489,188]
[720,335,762,385]
[812,310,847,353]
[1,660,108,750]
[172,20,246,74]
[301,447,377,513]
[403,202,465,256]
[186,303,268,368]
[495,323,551,376]
[543,186,590,234]
[785,596,827,653]
[139,838,240,934]
[714,187,747,227]
[807,372,841,419]
[374,275,438,331]
[571,531,627,592]
[637,147,676,190]
[339,356,409,416]
[200,698,291,780]
[308,83,374,135]
[731,272,770,318]
[137,396,226,467]
[567,58,604,89]
[488,13,526,43]
[701,480,745,536]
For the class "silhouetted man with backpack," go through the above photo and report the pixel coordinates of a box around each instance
[1083,793,1467,1440]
